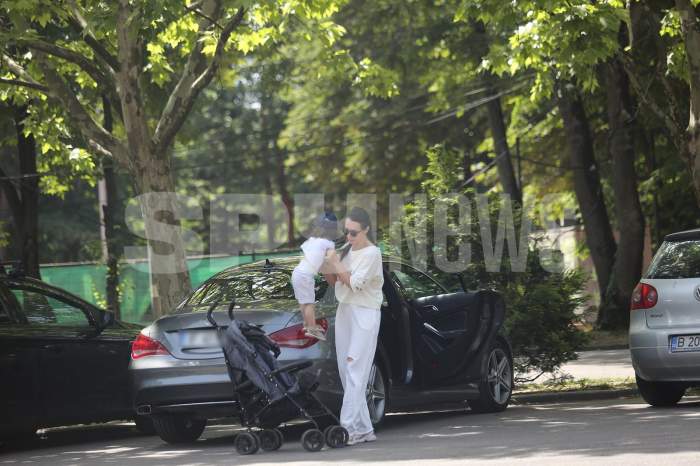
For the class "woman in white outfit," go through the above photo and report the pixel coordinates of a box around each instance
[324,206,383,446]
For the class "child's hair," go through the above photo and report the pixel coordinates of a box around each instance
[312,211,338,241]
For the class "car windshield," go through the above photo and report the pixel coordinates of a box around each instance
[646,240,700,279]
[179,268,330,311]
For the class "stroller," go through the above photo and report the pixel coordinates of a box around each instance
[206,300,348,455]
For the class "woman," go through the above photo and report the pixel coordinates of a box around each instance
[324,206,384,446]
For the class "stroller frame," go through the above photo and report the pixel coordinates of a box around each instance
[206,300,348,454]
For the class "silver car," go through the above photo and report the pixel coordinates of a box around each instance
[130,256,512,444]
[630,228,700,406]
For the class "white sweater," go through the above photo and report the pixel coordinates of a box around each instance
[334,245,384,309]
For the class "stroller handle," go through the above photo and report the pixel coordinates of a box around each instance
[205,299,237,328]
[206,303,217,327]
[228,299,236,321]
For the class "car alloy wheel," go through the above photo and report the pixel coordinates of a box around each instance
[487,347,512,405]
[470,338,513,413]
[366,362,387,426]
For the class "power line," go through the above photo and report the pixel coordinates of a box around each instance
[171,74,537,170]
[170,72,536,157]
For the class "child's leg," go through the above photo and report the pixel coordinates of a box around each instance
[301,303,316,328]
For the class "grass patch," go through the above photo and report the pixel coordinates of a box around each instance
[515,377,636,394]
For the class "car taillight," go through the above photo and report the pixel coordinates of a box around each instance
[131,334,171,359]
[268,318,328,349]
[631,283,658,311]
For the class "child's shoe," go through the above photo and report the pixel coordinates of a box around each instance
[304,325,327,341]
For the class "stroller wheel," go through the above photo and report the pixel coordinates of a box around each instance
[301,429,324,452]
[235,432,260,455]
[273,428,284,445]
[325,425,349,448]
[259,429,282,451]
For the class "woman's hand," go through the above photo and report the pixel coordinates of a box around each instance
[326,249,339,264]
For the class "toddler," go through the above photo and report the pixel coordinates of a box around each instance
[291,212,338,340]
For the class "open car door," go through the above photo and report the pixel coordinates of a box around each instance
[390,266,505,385]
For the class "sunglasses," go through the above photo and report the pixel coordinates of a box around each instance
[344,228,362,238]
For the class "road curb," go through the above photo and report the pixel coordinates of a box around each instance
[511,388,639,405]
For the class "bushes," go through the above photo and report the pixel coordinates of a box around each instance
[384,145,588,378]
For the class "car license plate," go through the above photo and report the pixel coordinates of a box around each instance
[179,330,218,349]
[670,335,700,352]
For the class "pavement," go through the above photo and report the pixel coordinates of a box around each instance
[2,397,700,465]
[522,349,635,384]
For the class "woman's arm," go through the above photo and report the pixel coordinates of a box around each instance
[325,249,351,286]
[323,273,338,286]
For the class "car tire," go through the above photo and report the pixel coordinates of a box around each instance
[635,374,686,407]
[151,415,206,444]
[367,360,389,428]
[469,338,513,413]
[134,416,156,435]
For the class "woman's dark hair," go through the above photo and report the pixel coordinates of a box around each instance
[340,206,373,260]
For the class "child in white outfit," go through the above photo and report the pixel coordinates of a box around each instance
[291,212,338,341]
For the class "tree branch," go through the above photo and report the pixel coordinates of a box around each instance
[33,51,126,162]
[1,53,44,89]
[66,1,120,72]
[619,52,683,146]
[115,0,151,161]
[184,3,224,30]
[16,38,122,120]
[0,77,49,93]
[152,5,245,153]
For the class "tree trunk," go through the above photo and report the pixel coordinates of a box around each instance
[12,105,40,278]
[598,49,646,330]
[676,0,700,208]
[99,95,121,318]
[134,153,192,319]
[462,151,474,186]
[557,86,617,301]
[486,90,522,204]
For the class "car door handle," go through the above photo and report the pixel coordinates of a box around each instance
[422,304,439,313]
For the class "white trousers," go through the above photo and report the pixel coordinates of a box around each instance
[334,302,381,436]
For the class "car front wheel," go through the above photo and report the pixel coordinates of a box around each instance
[367,361,388,427]
[152,415,206,444]
[636,374,686,407]
[469,338,513,413]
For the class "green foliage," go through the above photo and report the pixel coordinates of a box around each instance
[384,145,588,377]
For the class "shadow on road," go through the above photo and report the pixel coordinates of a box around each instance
[2,398,700,464]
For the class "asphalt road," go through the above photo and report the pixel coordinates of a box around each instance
[2,396,700,465]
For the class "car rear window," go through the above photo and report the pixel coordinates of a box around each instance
[646,240,700,279]
[181,269,331,311]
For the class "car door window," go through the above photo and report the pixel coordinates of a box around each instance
[10,287,92,327]
[391,266,446,300]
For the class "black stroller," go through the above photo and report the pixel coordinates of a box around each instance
[206,300,348,455]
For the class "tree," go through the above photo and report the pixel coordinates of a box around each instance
[0,103,40,278]
[0,0,357,317]
[454,0,650,328]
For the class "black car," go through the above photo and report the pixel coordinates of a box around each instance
[130,256,513,444]
[0,263,144,441]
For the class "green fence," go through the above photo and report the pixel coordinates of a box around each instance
[40,251,299,324]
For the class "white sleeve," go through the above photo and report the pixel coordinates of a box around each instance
[348,248,381,292]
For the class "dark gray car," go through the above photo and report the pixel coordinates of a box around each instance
[130,256,512,444]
